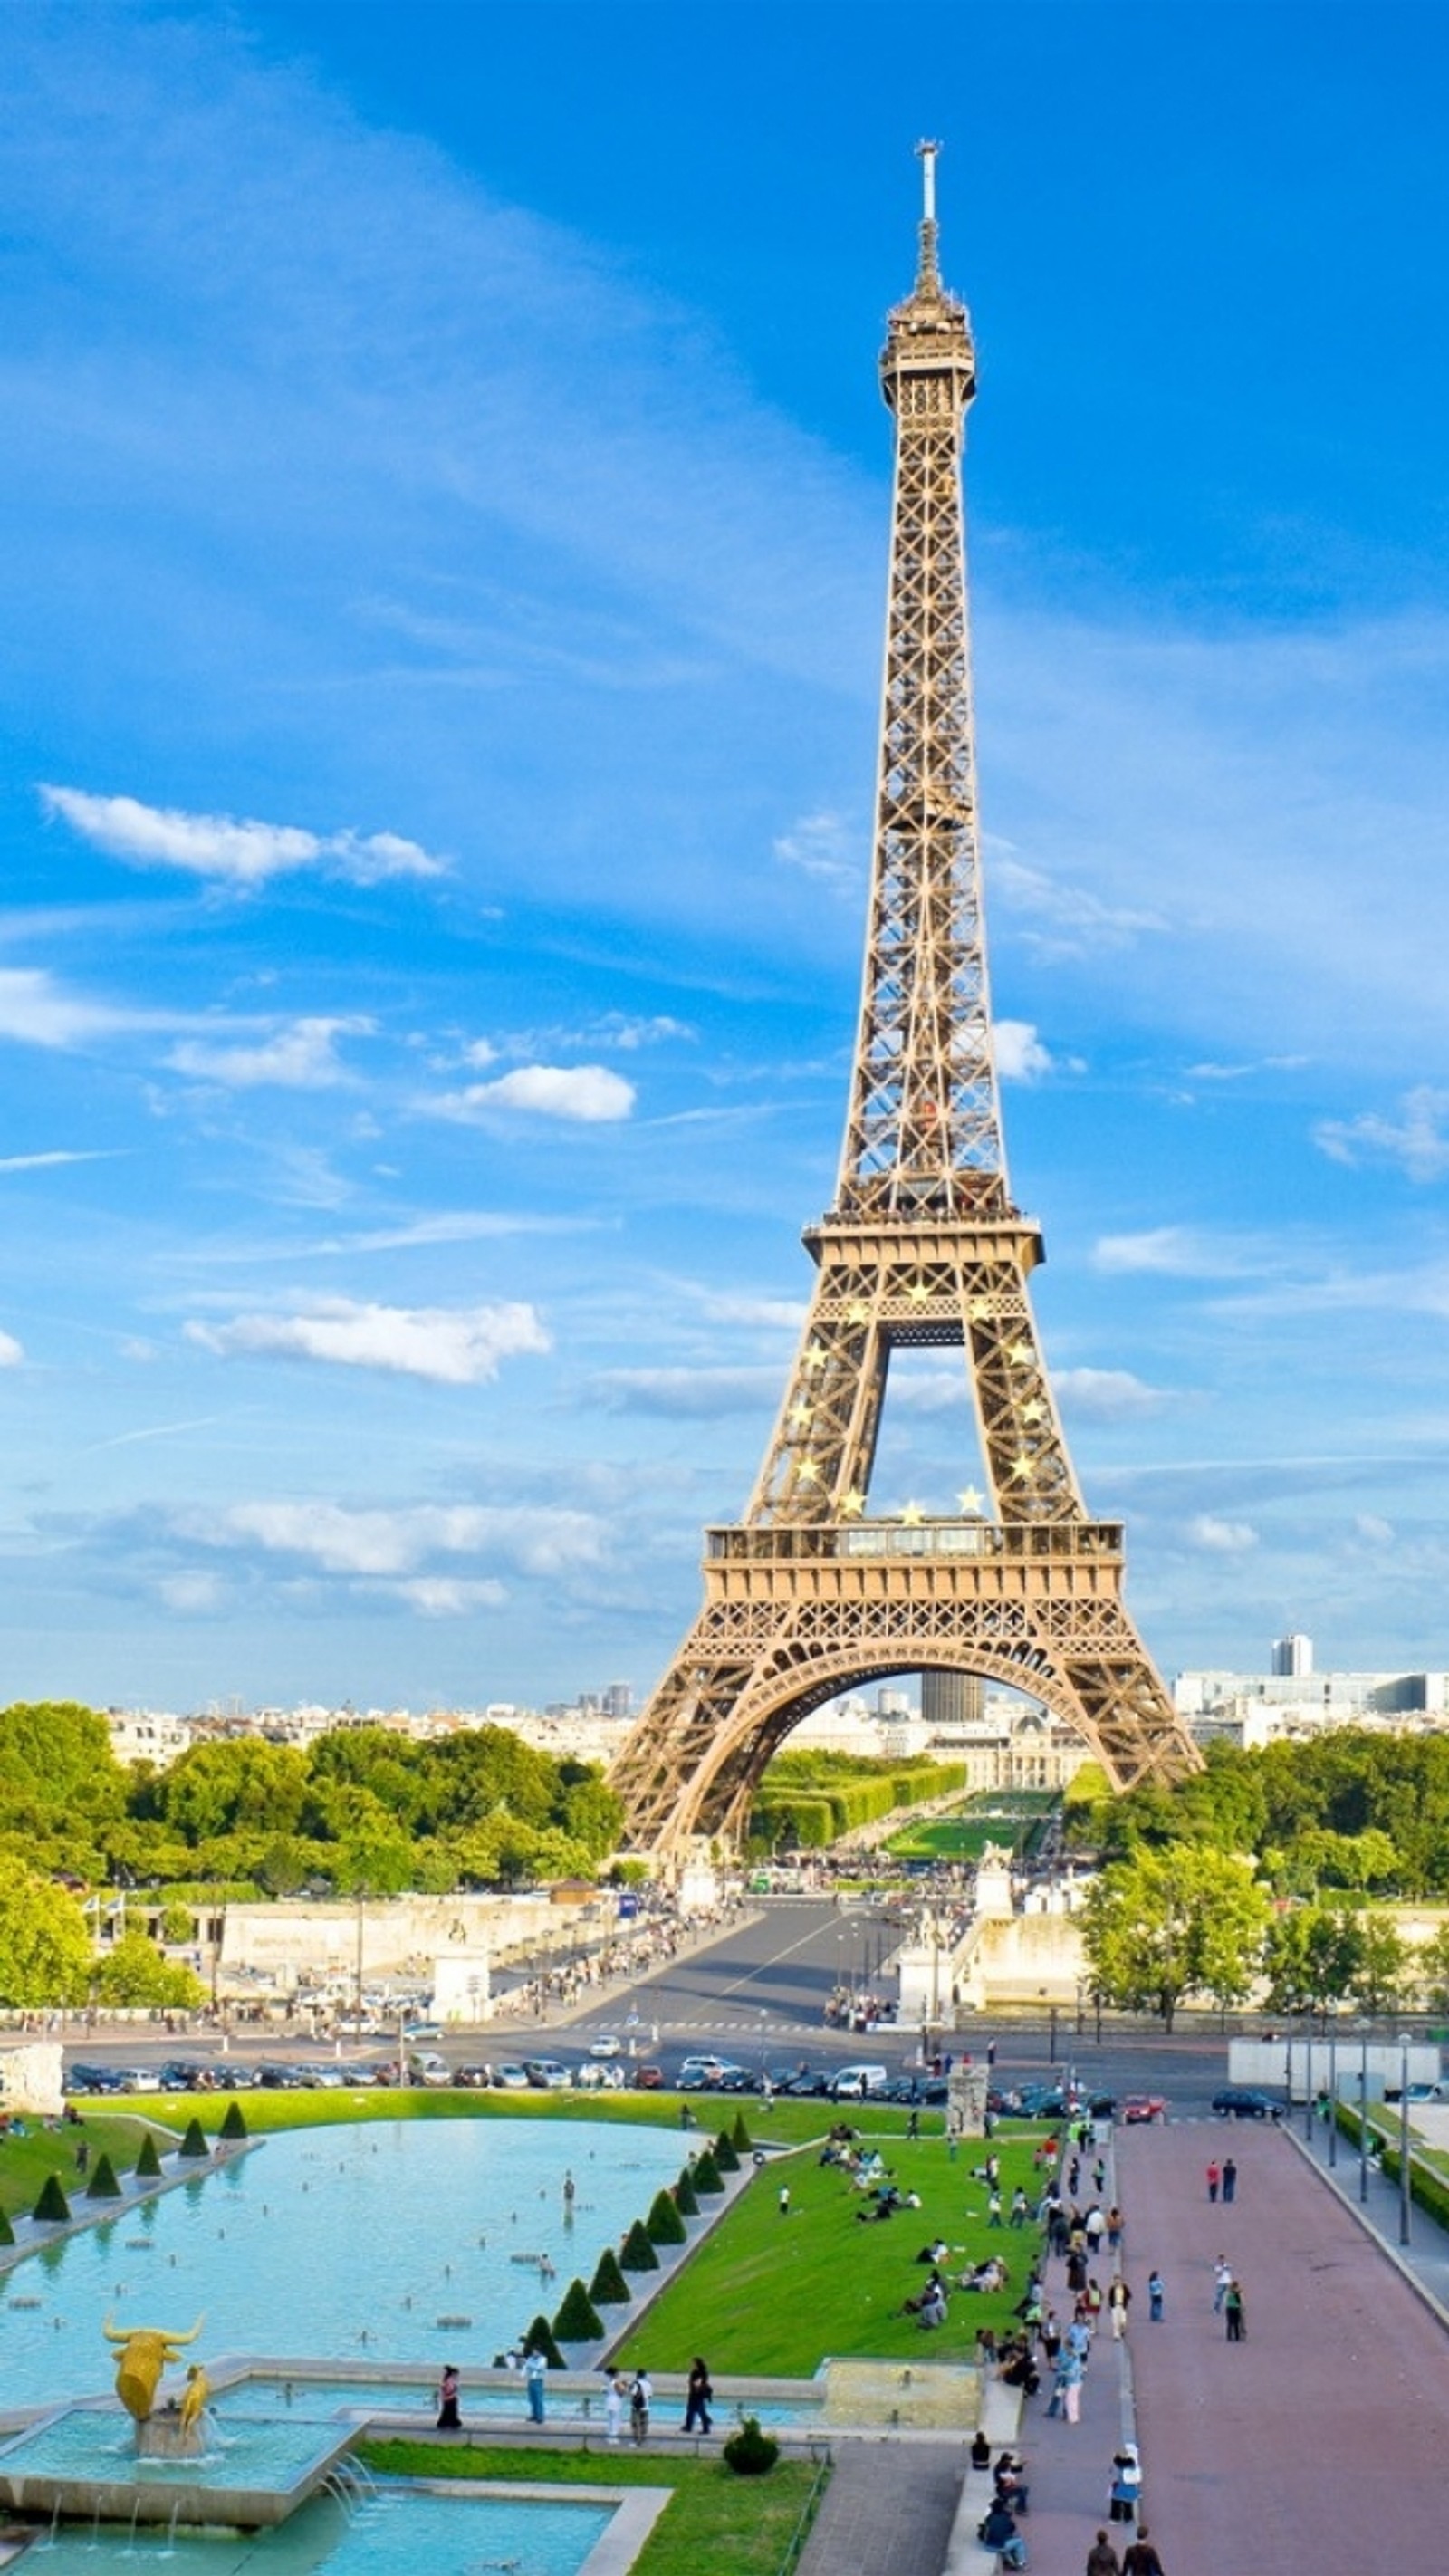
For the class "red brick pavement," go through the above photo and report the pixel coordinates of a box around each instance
[1110,2119,1449,2574]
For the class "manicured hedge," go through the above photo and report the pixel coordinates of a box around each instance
[523,2314,565,2369]
[619,2218,659,2272]
[692,2148,724,2196]
[219,2100,248,2142]
[85,2153,122,2199]
[178,2117,210,2160]
[675,2167,699,2217]
[134,2132,162,2179]
[647,2187,686,2246]
[552,2277,605,2342]
[34,2174,72,2224]
[589,2245,630,2305]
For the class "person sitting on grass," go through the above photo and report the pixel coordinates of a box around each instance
[962,2254,1010,2293]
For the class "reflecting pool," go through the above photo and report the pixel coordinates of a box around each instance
[31,2485,613,2576]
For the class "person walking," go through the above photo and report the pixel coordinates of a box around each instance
[523,2345,547,2426]
[1086,2531,1122,2576]
[682,2355,713,2434]
[1121,2525,1166,2575]
[1108,2275,1131,2340]
[1222,2156,1238,2205]
[436,2362,462,2432]
[1108,2440,1142,2523]
[605,2373,627,2444]
[778,2184,791,2218]
[1147,2268,1165,2322]
[1204,2158,1221,2203]
[1060,2345,1084,2424]
[629,2368,653,2444]
[1212,2255,1232,2314]
[1224,2278,1245,2341]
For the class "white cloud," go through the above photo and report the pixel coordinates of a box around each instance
[158,1570,225,1614]
[40,786,445,889]
[0,966,130,1048]
[193,1499,604,1579]
[1055,1367,1168,1420]
[168,1018,367,1090]
[1187,1514,1259,1553]
[994,1020,1054,1083]
[430,1063,636,1123]
[885,1369,972,1414]
[773,810,864,894]
[1315,1087,1449,1184]
[187,1296,549,1386]
[590,1366,779,1418]
[989,849,1166,958]
[0,1149,116,1173]
[1355,1514,1395,1546]
[471,1014,693,1065]
[394,1577,507,1617]
[1091,1227,1262,1279]
[698,1291,811,1331]
[0,1330,23,1368]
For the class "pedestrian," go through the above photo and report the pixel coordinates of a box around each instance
[1147,2268,1165,2322]
[1223,2278,1244,2341]
[907,2109,920,2141]
[1121,2524,1166,2576]
[1108,2440,1142,2523]
[1010,2187,1030,2227]
[1205,2158,1221,2204]
[1106,2205,1123,2254]
[978,2498,1026,2569]
[629,2367,653,2444]
[988,2187,1003,2227]
[1222,2157,1237,2205]
[682,2356,713,2435]
[1086,2529,1121,2576]
[436,2362,462,2432]
[986,2039,997,2067]
[1060,2348,1084,2424]
[1212,2255,1232,2314]
[1108,2276,1131,2339]
[605,2372,627,2444]
[778,2184,792,2218]
[523,2345,547,2426]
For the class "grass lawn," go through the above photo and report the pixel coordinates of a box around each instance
[887,1791,1057,1863]
[356,2439,825,2576]
[609,2130,1045,2376]
[118,2087,860,2146]
[0,2113,176,2221]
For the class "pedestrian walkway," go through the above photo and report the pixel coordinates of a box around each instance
[795,2436,964,2576]
[1291,2092,1449,2320]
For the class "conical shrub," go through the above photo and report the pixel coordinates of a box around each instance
[675,2167,699,2217]
[134,2132,163,2180]
[34,2174,71,2225]
[692,2148,724,2196]
[732,2110,752,2155]
[523,2314,565,2369]
[0,2205,15,2247]
[589,2245,630,2306]
[714,2130,740,2174]
[178,2117,209,2160]
[85,2153,122,2200]
[552,2277,604,2343]
[619,2217,659,2272]
[219,2099,248,2142]
[647,2187,686,2247]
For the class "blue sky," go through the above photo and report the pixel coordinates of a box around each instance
[5,0,1449,1712]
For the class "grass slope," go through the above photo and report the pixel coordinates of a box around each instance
[359,2442,823,2576]
[0,2115,174,2219]
[610,2131,1044,2375]
[120,2088,853,2145]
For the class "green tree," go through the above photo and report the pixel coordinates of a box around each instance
[1080,1845,1269,2031]
[159,1741,309,1845]
[0,1865,92,2007]
[1415,1920,1449,2013]
[95,1929,205,2010]
[1262,1904,1365,2021]
[1350,1912,1410,2014]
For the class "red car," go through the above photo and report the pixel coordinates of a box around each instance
[1120,2094,1167,2125]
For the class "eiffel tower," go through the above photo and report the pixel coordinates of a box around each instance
[611,146,1198,1855]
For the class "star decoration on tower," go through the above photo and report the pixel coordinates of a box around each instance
[957,1485,984,1515]
[898,1501,926,1525]
[840,1488,866,1519]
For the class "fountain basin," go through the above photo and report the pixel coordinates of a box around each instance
[0,2405,360,2527]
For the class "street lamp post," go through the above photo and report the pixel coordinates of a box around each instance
[1328,2026,1338,2169]
[1399,2038,1413,2247]
[1359,2034,1370,2205]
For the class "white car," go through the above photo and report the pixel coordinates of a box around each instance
[588,2034,622,2059]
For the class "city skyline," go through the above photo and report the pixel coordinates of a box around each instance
[5,5,1449,1707]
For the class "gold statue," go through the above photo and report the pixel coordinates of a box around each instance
[101,2316,205,2425]
[178,2364,210,2438]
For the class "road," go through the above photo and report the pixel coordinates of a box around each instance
[60,1898,1243,2113]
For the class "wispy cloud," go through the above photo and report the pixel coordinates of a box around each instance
[1315,1086,1449,1183]
[1091,1226,1269,1279]
[468,1014,693,1064]
[773,810,864,894]
[1056,1367,1170,1420]
[41,787,445,889]
[1186,1513,1259,1553]
[0,1149,118,1173]
[589,1365,778,1418]
[428,1064,636,1123]
[187,1498,605,1579]
[989,847,1166,959]
[0,966,135,1049]
[168,1018,369,1090]
[187,1297,550,1386]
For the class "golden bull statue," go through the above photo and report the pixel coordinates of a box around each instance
[102,2316,205,2424]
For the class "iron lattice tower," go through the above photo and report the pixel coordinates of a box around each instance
[611,148,1198,1854]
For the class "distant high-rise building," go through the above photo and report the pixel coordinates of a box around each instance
[1271,1633,1313,1678]
[602,1682,633,1721]
[921,1670,984,1728]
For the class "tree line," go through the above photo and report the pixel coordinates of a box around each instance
[1068,1732,1449,2026]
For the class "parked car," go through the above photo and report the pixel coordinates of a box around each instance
[63,2063,130,2095]
[1211,2086,1275,2119]
[830,2063,890,2100]
[677,2055,733,2090]
[632,2063,665,2090]
[411,2053,454,2089]
[452,2064,494,2089]
[1120,2095,1167,2124]
[493,2063,531,2090]
[523,2059,571,2091]
[588,2034,622,2060]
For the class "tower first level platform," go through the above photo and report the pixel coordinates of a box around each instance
[609,1513,1184,1853]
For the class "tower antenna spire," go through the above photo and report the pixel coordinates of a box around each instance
[915,135,942,286]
